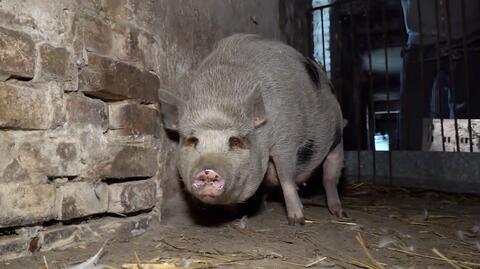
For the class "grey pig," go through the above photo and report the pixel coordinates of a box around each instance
[159,34,346,224]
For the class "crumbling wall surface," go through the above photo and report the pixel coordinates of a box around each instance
[0,0,165,260]
[0,0,312,261]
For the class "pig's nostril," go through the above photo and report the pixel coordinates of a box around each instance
[193,169,225,191]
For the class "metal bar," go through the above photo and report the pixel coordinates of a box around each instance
[348,2,361,183]
[416,0,426,152]
[381,3,393,184]
[434,0,446,152]
[460,0,473,152]
[320,8,327,72]
[365,0,376,181]
[400,1,408,151]
[445,0,461,152]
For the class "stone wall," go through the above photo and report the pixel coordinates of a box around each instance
[0,0,312,260]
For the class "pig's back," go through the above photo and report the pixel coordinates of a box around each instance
[203,34,342,165]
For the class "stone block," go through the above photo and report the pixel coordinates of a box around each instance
[0,214,153,261]
[115,214,151,240]
[38,44,72,81]
[73,14,112,55]
[0,82,64,130]
[66,93,108,130]
[108,101,160,136]
[39,225,86,252]
[56,182,109,220]
[130,1,157,34]
[1,159,32,183]
[0,27,35,80]
[0,133,46,184]
[17,137,83,178]
[0,235,29,261]
[0,183,57,228]
[39,214,151,252]
[0,130,97,184]
[111,24,160,72]
[101,146,158,179]
[101,0,133,22]
[112,24,143,67]
[79,53,159,103]
[137,31,163,73]
[108,179,157,214]
[77,0,133,22]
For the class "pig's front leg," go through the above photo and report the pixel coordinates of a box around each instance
[271,155,305,225]
[323,142,347,218]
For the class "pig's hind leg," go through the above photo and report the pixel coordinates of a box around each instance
[323,141,346,218]
[271,155,305,225]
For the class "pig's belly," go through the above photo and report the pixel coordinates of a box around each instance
[262,161,280,187]
[261,148,330,187]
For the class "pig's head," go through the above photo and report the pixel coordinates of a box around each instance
[158,84,267,205]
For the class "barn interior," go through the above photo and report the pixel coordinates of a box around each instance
[0,0,479,268]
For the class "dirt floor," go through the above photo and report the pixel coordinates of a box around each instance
[3,183,480,269]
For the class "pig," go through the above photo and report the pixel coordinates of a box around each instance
[159,34,346,225]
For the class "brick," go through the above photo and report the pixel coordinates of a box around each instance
[38,44,72,80]
[0,27,35,80]
[66,94,108,130]
[39,225,84,252]
[17,137,83,178]
[0,134,47,184]
[41,214,152,251]
[40,214,152,252]
[56,182,109,220]
[0,183,57,228]
[0,214,152,261]
[138,31,162,73]
[77,0,133,22]
[79,53,159,103]
[108,101,160,136]
[1,159,31,183]
[108,179,157,214]
[111,25,159,70]
[112,24,143,67]
[112,24,160,72]
[73,14,112,55]
[100,146,158,178]
[0,131,90,184]
[102,0,133,22]
[0,235,29,261]
[130,1,157,34]
[112,214,151,240]
[0,83,64,130]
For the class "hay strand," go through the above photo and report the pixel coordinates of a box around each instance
[43,256,49,269]
[432,248,463,269]
[355,233,386,269]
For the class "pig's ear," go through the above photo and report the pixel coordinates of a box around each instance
[247,87,266,128]
[158,89,181,131]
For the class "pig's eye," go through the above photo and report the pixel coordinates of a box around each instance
[229,136,246,150]
[184,137,199,148]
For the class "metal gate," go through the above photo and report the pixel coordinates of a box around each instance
[312,0,480,193]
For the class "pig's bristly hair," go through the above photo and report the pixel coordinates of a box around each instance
[186,108,249,132]
[178,63,261,136]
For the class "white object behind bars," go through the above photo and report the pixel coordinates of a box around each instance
[423,119,480,152]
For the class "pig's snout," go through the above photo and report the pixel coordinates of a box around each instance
[192,169,225,198]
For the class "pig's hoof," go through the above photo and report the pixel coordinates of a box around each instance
[287,213,305,226]
[334,210,348,218]
[328,204,347,218]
